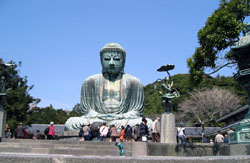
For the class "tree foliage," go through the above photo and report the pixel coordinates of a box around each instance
[187,0,250,85]
[0,59,40,130]
[25,105,69,125]
[69,103,83,117]
[178,87,240,135]
[144,73,247,120]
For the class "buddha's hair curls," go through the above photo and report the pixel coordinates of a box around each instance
[100,43,126,57]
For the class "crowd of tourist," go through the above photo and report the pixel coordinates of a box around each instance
[4,121,55,140]
[3,118,234,145]
[78,117,154,142]
[201,128,234,144]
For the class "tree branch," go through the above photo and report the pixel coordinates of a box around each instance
[206,61,237,75]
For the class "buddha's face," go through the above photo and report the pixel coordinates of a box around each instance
[101,51,125,74]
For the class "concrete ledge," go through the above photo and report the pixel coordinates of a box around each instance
[0,153,250,163]
[57,130,79,137]
[148,143,250,156]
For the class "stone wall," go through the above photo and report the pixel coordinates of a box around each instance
[147,142,250,156]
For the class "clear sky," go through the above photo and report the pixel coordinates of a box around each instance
[1,0,249,110]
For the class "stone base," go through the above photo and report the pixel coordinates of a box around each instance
[229,115,250,144]
[57,130,79,137]
[160,113,176,144]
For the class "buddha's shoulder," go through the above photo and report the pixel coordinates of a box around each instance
[84,74,102,82]
[123,74,142,83]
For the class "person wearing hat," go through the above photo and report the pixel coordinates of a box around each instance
[139,118,149,142]
[82,122,91,141]
[177,122,186,144]
[47,122,55,140]
[15,122,25,139]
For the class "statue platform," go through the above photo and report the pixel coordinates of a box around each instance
[0,139,250,162]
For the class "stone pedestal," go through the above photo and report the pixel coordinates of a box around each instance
[229,111,250,144]
[160,113,176,144]
[0,109,7,140]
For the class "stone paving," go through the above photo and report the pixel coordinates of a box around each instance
[0,152,250,163]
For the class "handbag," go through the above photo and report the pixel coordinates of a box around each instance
[142,136,147,142]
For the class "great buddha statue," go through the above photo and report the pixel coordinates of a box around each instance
[65,43,152,130]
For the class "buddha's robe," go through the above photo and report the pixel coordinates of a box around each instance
[65,73,151,130]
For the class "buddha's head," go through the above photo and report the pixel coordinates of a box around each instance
[100,43,126,75]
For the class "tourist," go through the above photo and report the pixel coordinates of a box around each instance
[33,130,40,140]
[152,117,161,142]
[120,126,125,142]
[177,122,186,144]
[23,127,28,139]
[6,128,12,139]
[79,124,84,141]
[99,122,109,141]
[224,134,228,143]
[115,142,125,156]
[107,125,112,142]
[88,124,92,140]
[133,124,140,141]
[82,123,91,141]
[227,127,235,135]
[202,135,209,143]
[139,118,149,142]
[125,125,132,142]
[214,131,224,144]
[97,125,101,141]
[47,122,55,140]
[15,122,25,139]
[110,125,117,142]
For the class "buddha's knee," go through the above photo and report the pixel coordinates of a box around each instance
[65,117,88,130]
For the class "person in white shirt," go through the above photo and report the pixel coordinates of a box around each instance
[214,131,224,144]
[152,117,161,142]
[177,122,186,144]
[99,122,109,141]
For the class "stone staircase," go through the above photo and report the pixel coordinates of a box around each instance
[0,139,133,156]
[0,139,250,163]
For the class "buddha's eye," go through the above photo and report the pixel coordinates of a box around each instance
[114,57,120,61]
[104,57,111,61]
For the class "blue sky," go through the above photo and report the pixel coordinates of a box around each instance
[1,0,249,110]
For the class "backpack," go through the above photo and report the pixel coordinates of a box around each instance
[79,128,84,137]
[44,127,49,135]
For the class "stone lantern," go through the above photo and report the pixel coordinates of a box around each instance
[227,22,250,143]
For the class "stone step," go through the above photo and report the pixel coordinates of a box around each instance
[0,142,133,151]
[0,139,133,156]
[3,138,117,145]
[0,142,121,150]
[0,147,132,156]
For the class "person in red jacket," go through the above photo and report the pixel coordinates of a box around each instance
[47,122,55,140]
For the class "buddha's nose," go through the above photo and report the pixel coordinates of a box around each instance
[109,59,115,66]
